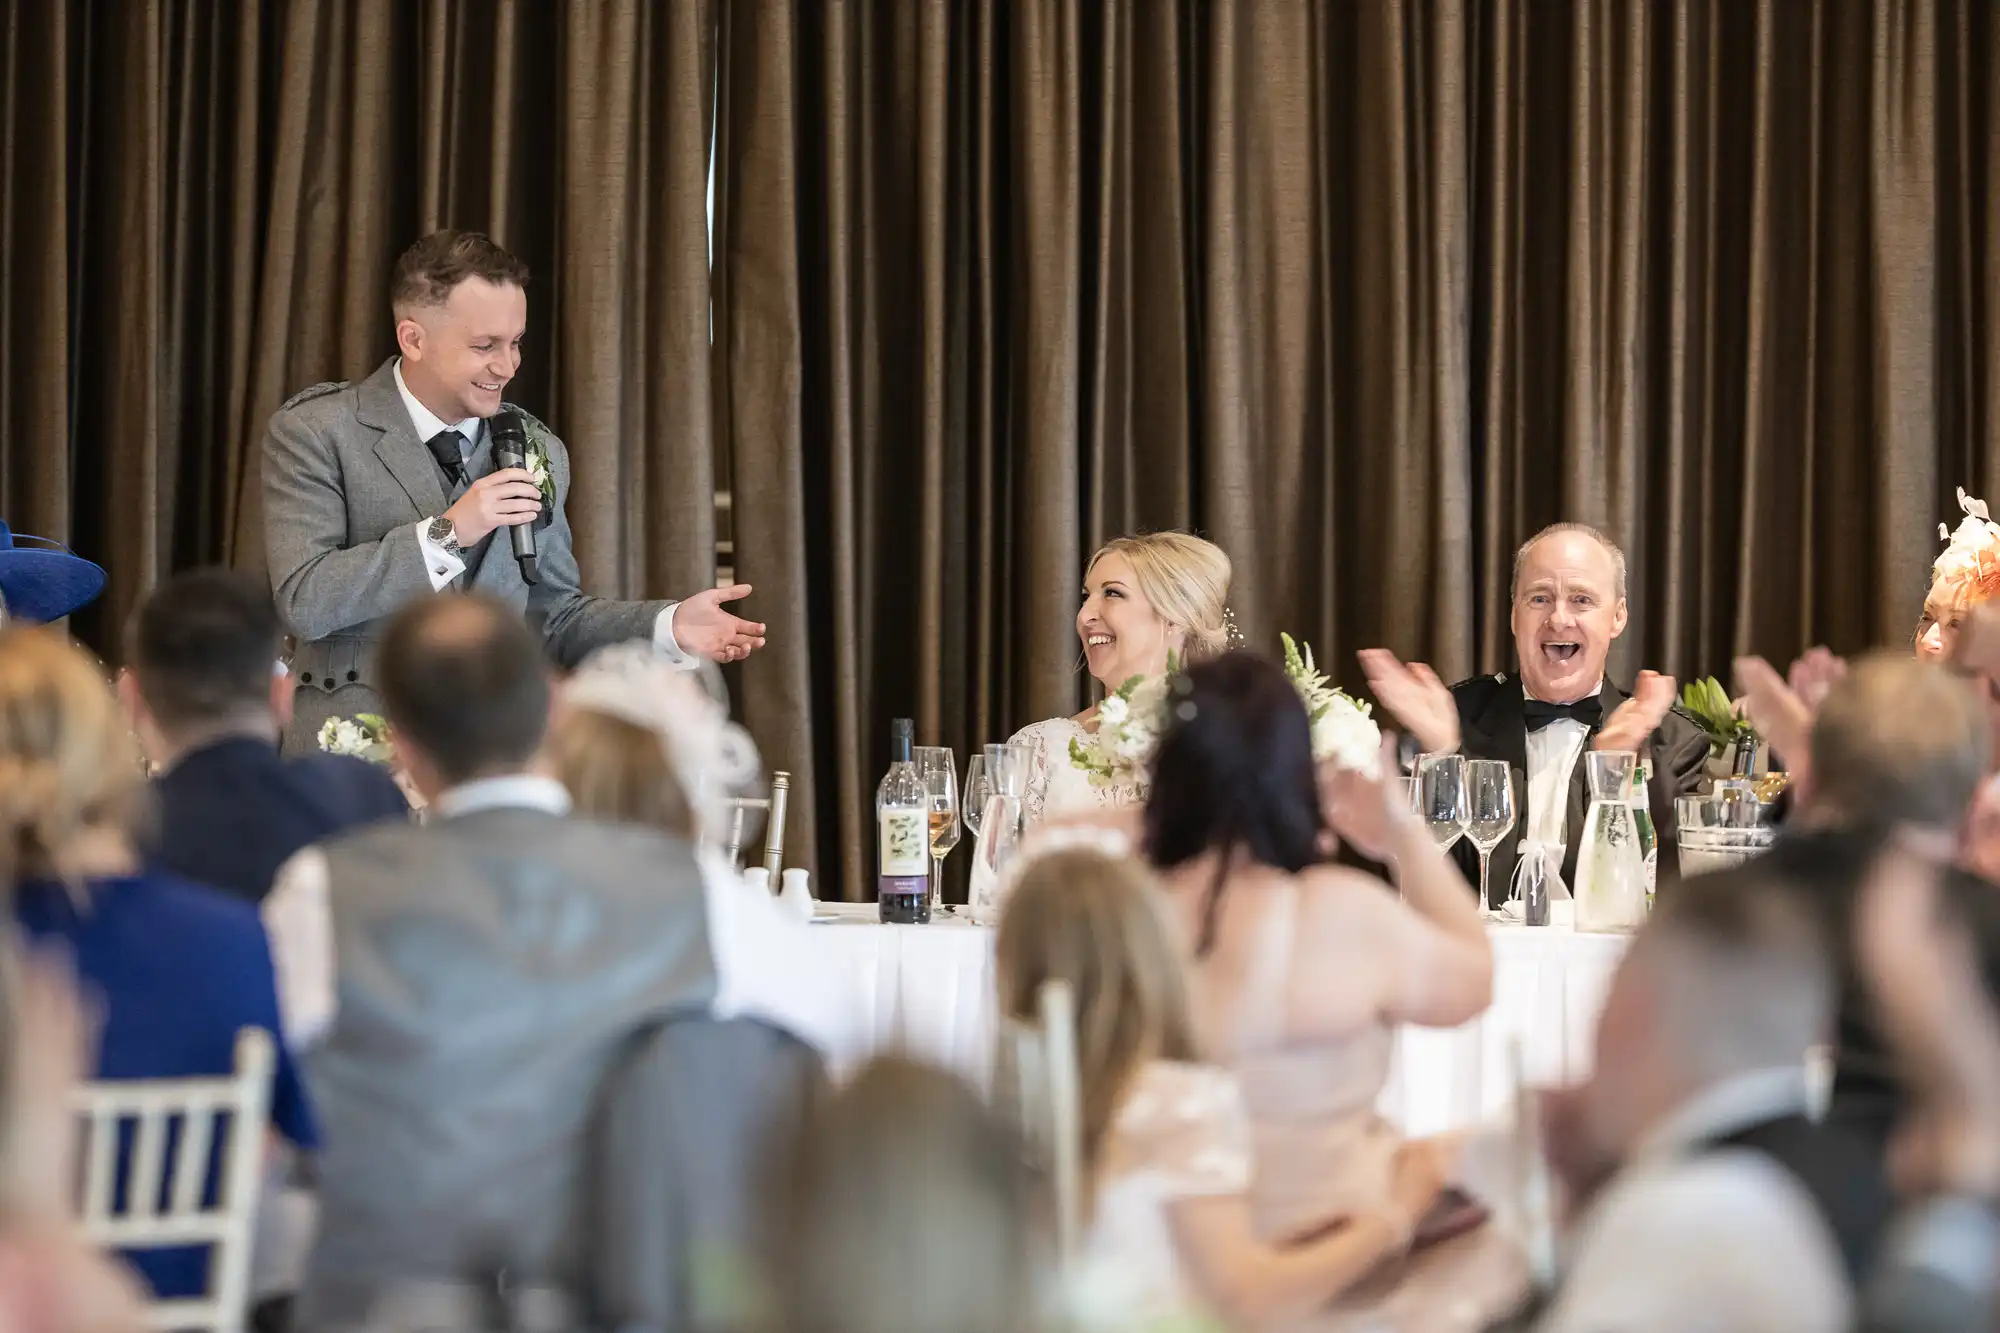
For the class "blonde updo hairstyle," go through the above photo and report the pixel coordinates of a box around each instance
[0,629,147,888]
[1086,532,1233,665]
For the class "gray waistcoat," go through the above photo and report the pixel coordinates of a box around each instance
[296,809,718,1330]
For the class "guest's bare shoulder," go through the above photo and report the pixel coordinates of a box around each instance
[1289,862,1409,937]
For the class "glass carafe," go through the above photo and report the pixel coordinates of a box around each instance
[1573,750,1648,933]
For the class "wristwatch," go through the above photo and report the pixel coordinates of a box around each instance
[426,516,463,561]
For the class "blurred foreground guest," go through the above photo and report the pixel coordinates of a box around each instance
[1849,836,2000,1333]
[754,1057,1044,1333]
[1732,654,1997,1161]
[263,595,720,1330]
[121,569,408,905]
[1143,655,1522,1328]
[0,629,315,1305]
[1527,875,1882,1333]
[552,641,850,1053]
[1361,524,1707,905]
[0,948,146,1333]
[996,841,1449,1329]
[546,643,845,1332]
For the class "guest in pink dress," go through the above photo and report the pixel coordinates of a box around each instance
[1143,653,1527,1329]
[996,842,1444,1329]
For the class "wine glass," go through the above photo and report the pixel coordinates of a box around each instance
[1416,753,1470,853]
[962,753,992,838]
[1463,759,1516,910]
[916,747,960,913]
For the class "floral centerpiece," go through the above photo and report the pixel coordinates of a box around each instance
[317,713,394,764]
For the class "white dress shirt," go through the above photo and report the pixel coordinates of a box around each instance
[1523,680,1602,849]
[1538,1065,1852,1333]
[394,361,688,661]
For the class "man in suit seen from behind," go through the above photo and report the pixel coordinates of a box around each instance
[1360,523,1709,905]
[262,593,721,1330]
[121,568,411,904]
[261,230,764,754]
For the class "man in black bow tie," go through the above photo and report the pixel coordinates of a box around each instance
[1361,524,1709,906]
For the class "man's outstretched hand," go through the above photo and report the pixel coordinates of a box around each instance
[676,584,766,663]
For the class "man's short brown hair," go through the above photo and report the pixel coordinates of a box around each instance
[378,593,548,785]
[390,231,530,314]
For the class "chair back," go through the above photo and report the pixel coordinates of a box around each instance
[994,980,1082,1261]
[72,1028,275,1333]
[724,771,790,877]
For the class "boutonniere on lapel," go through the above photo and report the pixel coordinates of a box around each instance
[518,417,558,518]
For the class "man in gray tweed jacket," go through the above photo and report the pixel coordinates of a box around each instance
[262,230,763,753]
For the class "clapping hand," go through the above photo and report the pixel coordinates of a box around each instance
[1357,650,1460,755]
[1591,669,1676,753]
[1322,734,1419,863]
[1733,655,1815,775]
[675,584,767,664]
[1787,647,1847,714]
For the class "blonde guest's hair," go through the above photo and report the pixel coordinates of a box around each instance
[994,848,1200,1186]
[758,1057,1041,1333]
[543,706,696,839]
[0,630,146,888]
[1808,652,1989,828]
[1087,532,1233,663]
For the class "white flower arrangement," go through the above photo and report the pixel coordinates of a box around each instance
[317,712,394,764]
[1065,635,1380,787]
[1281,633,1381,776]
[1068,670,1172,789]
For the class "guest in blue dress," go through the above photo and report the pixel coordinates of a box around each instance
[0,627,316,1304]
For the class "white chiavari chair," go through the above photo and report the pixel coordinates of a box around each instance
[725,771,790,877]
[995,979,1083,1262]
[72,1028,274,1333]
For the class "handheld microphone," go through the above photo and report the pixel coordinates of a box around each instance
[490,408,540,585]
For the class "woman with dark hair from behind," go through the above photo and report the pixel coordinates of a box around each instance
[1144,653,1519,1326]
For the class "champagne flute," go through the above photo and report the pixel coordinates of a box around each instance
[962,753,992,838]
[916,747,960,914]
[1464,759,1516,910]
[1416,753,1471,852]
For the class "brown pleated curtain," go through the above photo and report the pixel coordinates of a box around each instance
[4,0,1996,897]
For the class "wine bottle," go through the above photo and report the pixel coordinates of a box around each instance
[1630,756,1658,911]
[877,718,931,924]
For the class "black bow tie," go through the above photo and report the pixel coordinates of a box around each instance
[424,428,469,489]
[1522,696,1603,732]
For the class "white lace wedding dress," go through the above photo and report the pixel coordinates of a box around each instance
[1009,716,1148,825]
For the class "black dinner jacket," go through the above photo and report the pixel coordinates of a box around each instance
[1450,672,1712,908]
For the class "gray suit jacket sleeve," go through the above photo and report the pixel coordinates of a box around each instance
[263,402,435,642]
[525,431,675,667]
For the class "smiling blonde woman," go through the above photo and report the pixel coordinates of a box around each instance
[1007,532,1232,826]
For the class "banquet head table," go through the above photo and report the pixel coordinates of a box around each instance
[807,900,1628,1136]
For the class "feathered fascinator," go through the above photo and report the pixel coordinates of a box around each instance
[1932,487,2000,607]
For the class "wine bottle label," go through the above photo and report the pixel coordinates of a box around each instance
[879,809,929,878]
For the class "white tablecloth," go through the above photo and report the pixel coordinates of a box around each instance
[808,902,1628,1135]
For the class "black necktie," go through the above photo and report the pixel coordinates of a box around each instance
[1522,696,1603,732]
[424,428,469,492]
